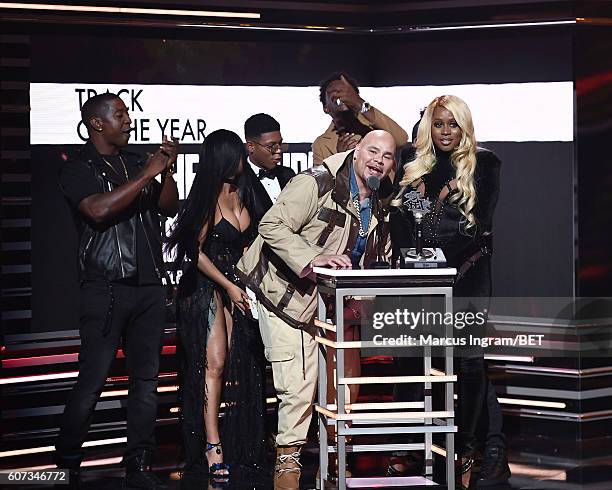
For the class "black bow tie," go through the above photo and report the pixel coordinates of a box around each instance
[258,167,278,180]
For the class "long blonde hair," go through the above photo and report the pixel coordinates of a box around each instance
[395,95,478,229]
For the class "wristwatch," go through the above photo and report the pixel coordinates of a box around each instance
[360,101,371,114]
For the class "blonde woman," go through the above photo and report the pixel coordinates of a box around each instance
[390,96,509,489]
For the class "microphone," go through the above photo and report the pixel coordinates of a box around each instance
[366,176,380,192]
[366,175,390,269]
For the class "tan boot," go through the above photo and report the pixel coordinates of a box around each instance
[274,446,302,490]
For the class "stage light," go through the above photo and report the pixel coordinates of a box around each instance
[0,3,260,19]
[0,438,126,458]
[84,437,126,447]
[2,353,78,369]
[0,371,78,385]
[6,457,124,472]
[157,385,178,393]
[179,24,330,33]
[485,355,535,362]
[99,385,177,397]
[509,462,566,480]
[181,19,576,34]
[100,389,128,397]
[404,19,577,32]
[217,397,278,409]
[498,397,567,409]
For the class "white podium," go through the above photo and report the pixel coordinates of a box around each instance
[313,267,457,489]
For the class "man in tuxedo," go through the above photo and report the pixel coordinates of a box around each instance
[244,113,296,223]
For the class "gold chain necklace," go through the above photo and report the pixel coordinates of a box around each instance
[101,154,129,181]
[351,195,371,237]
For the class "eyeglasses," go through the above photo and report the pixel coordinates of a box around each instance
[249,141,288,154]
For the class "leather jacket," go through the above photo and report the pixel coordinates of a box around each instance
[390,146,501,297]
[73,142,164,282]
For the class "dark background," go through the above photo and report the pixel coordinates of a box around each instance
[3,2,612,472]
[29,26,575,333]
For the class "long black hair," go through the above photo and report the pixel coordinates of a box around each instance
[166,129,253,265]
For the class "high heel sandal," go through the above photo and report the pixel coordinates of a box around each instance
[456,456,474,490]
[386,452,424,477]
[205,441,230,484]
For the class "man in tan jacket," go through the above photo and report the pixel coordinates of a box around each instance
[237,130,396,489]
[312,72,408,165]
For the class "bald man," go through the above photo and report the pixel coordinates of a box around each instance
[237,130,396,489]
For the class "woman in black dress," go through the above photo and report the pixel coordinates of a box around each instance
[166,129,265,483]
[390,95,509,489]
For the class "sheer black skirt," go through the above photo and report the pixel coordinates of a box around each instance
[176,264,266,472]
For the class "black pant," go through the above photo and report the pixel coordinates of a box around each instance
[479,375,506,448]
[456,357,487,456]
[56,281,165,461]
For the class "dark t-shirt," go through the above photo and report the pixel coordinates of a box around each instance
[60,152,160,285]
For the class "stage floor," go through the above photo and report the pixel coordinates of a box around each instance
[7,444,612,490]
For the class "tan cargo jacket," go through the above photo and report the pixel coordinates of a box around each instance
[236,150,391,330]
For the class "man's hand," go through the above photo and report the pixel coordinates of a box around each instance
[160,135,179,171]
[157,136,180,216]
[330,75,364,113]
[142,148,169,179]
[312,254,352,269]
[336,132,360,153]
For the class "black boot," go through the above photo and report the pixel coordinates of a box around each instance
[124,450,169,489]
[54,454,82,490]
[477,445,511,487]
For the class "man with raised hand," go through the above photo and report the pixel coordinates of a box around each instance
[56,93,178,490]
[312,72,408,165]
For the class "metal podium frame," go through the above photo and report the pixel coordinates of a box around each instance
[313,267,457,490]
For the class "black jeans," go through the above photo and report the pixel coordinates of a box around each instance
[456,357,487,457]
[479,374,506,449]
[56,281,165,461]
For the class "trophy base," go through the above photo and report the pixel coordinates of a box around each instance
[404,248,435,260]
[370,260,391,269]
[400,248,447,268]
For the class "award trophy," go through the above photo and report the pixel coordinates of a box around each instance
[400,190,447,268]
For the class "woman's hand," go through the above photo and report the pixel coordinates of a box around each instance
[227,283,250,314]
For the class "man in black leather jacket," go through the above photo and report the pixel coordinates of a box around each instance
[56,93,179,490]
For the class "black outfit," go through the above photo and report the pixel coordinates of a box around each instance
[244,163,295,223]
[176,214,266,472]
[56,141,167,464]
[61,142,165,284]
[390,146,504,458]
